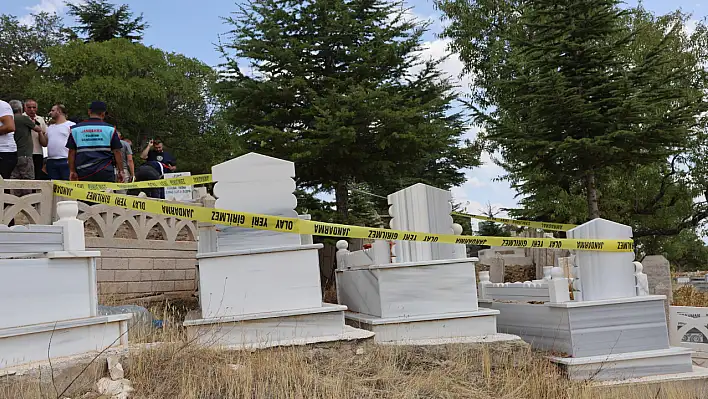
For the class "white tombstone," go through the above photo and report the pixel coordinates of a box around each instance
[566,218,635,301]
[187,153,374,348]
[0,204,131,370]
[388,183,455,262]
[212,153,301,251]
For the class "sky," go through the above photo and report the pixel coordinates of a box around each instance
[5,0,706,221]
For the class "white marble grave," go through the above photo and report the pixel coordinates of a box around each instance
[479,218,697,381]
[0,201,131,371]
[212,152,301,251]
[335,183,517,345]
[184,153,373,349]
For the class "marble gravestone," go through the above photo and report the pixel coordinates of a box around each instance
[336,182,510,345]
[388,183,455,263]
[185,153,373,349]
[212,153,301,252]
[642,255,673,320]
[0,201,131,370]
[566,218,636,300]
[482,218,697,381]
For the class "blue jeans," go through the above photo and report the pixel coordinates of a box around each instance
[46,158,70,181]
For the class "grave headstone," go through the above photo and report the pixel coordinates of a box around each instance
[488,258,505,283]
[388,183,454,263]
[566,218,635,300]
[212,153,301,251]
[643,255,673,320]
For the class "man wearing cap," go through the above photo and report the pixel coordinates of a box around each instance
[66,101,124,182]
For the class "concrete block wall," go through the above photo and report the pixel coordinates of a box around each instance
[91,238,197,301]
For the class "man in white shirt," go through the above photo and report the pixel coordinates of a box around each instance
[23,99,48,179]
[39,104,75,180]
[0,100,18,179]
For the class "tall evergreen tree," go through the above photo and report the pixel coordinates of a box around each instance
[219,0,480,222]
[439,0,708,220]
[66,0,148,42]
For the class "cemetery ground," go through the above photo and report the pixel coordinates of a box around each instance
[1,298,707,399]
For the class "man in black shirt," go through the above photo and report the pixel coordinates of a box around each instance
[140,139,175,199]
[140,139,176,171]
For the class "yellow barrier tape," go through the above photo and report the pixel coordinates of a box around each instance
[453,212,577,232]
[57,174,213,190]
[52,182,633,252]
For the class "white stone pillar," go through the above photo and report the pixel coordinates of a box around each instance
[478,271,491,300]
[452,223,467,259]
[335,240,350,270]
[566,218,635,300]
[53,201,85,251]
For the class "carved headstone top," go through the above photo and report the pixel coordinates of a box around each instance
[212,153,301,251]
[567,218,635,301]
[388,183,454,262]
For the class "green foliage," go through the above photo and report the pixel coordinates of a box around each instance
[475,203,512,237]
[653,230,708,272]
[67,0,148,42]
[439,0,708,219]
[439,0,708,268]
[28,39,237,174]
[0,12,69,100]
[219,0,481,222]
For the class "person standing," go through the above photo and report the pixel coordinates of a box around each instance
[23,99,48,180]
[140,139,175,199]
[140,139,176,171]
[66,101,124,182]
[39,104,75,180]
[0,100,16,179]
[9,100,41,181]
[118,133,135,183]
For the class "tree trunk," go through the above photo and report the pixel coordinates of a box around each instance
[335,182,350,221]
[585,171,600,220]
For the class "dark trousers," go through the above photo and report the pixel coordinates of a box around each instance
[0,152,18,179]
[46,158,70,181]
[128,164,162,198]
[33,154,46,180]
[79,167,116,183]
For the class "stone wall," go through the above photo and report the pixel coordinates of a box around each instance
[93,239,197,301]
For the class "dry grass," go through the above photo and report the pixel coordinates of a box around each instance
[3,338,707,399]
[3,299,708,398]
[673,285,708,307]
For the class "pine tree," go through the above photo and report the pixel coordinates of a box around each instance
[219,0,480,222]
[66,0,148,42]
[440,0,708,220]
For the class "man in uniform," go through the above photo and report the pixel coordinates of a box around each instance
[66,101,124,182]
